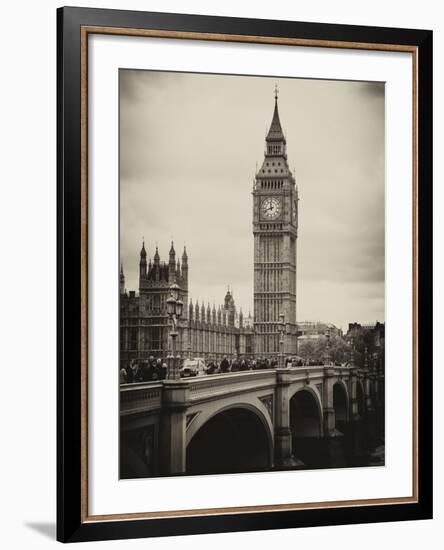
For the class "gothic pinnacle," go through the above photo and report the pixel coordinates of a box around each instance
[140,240,147,259]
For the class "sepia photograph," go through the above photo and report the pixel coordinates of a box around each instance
[54,7,432,541]
[118,69,386,479]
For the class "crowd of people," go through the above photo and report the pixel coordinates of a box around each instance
[120,357,168,384]
[206,356,303,374]
[119,355,308,384]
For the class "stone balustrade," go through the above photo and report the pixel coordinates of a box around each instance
[120,382,163,415]
[120,365,347,415]
[188,370,276,403]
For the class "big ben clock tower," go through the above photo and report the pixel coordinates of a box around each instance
[253,88,298,356]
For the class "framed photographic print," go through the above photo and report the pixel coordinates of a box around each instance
[57,6,433,543]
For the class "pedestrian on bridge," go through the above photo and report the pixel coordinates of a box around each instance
[220,356,230,373]
[119,366,127,384]
[156,358,166,380]
[137,359,153,382]
[125,361,136,383]
[231,359,240,372]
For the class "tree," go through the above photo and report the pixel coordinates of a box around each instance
[298,335,349,365]
[298,339,317,363]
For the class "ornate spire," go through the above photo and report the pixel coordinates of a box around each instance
[140,240,147,259]
[212,303,217,323]
[154,246,160,264]
[120,263,125,294]
[224,287,232,308]
[169,241,176,259]
[139,241,147,279]
[181,246,188,285]
[266,86,285,143]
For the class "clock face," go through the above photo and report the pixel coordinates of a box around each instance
[261,197,282,219]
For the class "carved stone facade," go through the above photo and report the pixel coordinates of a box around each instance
[186,292,254,359]
[120,243,254,367]
[120,242,189,366]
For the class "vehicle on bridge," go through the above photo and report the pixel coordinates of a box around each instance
[180,358,207,377]
[285,355,304,367]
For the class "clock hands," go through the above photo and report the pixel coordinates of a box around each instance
[262,199,280,218]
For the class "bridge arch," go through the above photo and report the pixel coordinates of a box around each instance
[186,399,274,475]
[289,386,323,438]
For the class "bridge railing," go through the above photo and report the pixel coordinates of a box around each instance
[120,382,163,415]
[188,370,276,403]
[285,365,325,381]
[119,365,353,416]
[333,365,353,377]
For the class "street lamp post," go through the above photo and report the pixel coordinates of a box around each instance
[166,283,183,380]
[279,313,285,368]
[324,327,331,365]
[349,338,355,367]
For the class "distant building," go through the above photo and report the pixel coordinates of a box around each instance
[345,322,385,350]
[297,321,343,342]
[344,322,385,373]
[120,242,254,367]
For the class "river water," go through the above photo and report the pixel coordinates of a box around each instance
[291,417,385,470]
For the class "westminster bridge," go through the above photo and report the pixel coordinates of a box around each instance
[120,365,384,478]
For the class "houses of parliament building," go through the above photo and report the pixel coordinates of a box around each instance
[120,242,254,366]
[120,90,298,366]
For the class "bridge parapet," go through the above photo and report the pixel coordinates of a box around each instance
[188,371,276,403]
[120,382,163,416]
[333,366,352,377]
[284,365,326,383]
[119,366,355,420]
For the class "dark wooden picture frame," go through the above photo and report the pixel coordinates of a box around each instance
[57,6,433,543]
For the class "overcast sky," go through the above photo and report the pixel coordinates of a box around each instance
[120,70,385,331]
